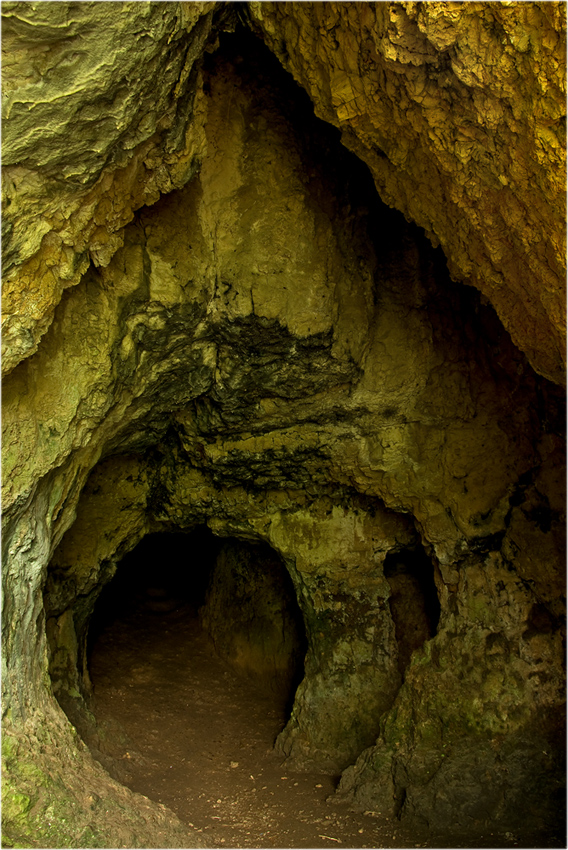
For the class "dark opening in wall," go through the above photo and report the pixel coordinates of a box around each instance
[77,527,310,809]
[88,527,307,713]
[87,527,220,656]
[383,546,441,674]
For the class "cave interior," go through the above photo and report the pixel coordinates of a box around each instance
[2,8,566,849]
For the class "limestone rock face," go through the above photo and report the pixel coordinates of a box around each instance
[248,1,566,384]
[2,4,565,849]
[2,0,219,375]
[199,539,306,693]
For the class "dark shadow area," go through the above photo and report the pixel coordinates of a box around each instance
[87,526,221,656]
[384,545,441,674]
[88,526,307,712]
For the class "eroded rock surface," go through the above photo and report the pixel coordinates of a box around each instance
[249,1,567,384]
[2,0,220,375]
[2,5,565,849]
[199,539,307,696]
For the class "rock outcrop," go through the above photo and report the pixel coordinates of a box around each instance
[2,3,565,848]
[199,538,307,698]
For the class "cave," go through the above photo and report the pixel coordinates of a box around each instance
[86,528,307,708]
[2,4,566,850]
[383,546,441,675]
[87,529,220,644]
[73,528,309,805]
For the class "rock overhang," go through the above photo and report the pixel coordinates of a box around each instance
[2,2,566,383]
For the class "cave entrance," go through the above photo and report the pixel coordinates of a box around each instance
[89,526,307,705]
[87,527,217,650]
[87,527,306,784]
[85,526,313,833]
[383,544,441,674]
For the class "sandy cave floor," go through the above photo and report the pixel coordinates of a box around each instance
[88,601,527,850]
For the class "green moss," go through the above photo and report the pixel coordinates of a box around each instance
[1,722,193,848]
[2,767,101,849]
[2,735,18,764]
[2,791,31,822]
[16,761,50,785]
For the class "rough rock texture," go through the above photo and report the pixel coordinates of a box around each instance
[3,2,565,383]
[2,0,220,375]
[199,540,307,695]
[2,4,566,849]
[248,1,567,385]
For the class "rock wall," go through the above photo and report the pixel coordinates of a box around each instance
[2,0,220,375]
[2,4,565,848]
[248,1,567,385]
[199,539,306,696]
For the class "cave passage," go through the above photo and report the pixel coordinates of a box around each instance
[383,545,441,674]
[85,529,408,848]
[88,527,307,707]
[84,528,440,848]
[87,527,220,655]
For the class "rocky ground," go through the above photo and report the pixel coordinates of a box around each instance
[88,599,533,850]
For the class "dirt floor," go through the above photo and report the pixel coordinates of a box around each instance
[88,599,531,850]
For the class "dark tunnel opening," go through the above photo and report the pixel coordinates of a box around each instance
[87,527,308,723]
[87,527,221,656]
[383,545,441,674]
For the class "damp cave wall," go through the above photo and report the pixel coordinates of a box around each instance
[2,4,566,848]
